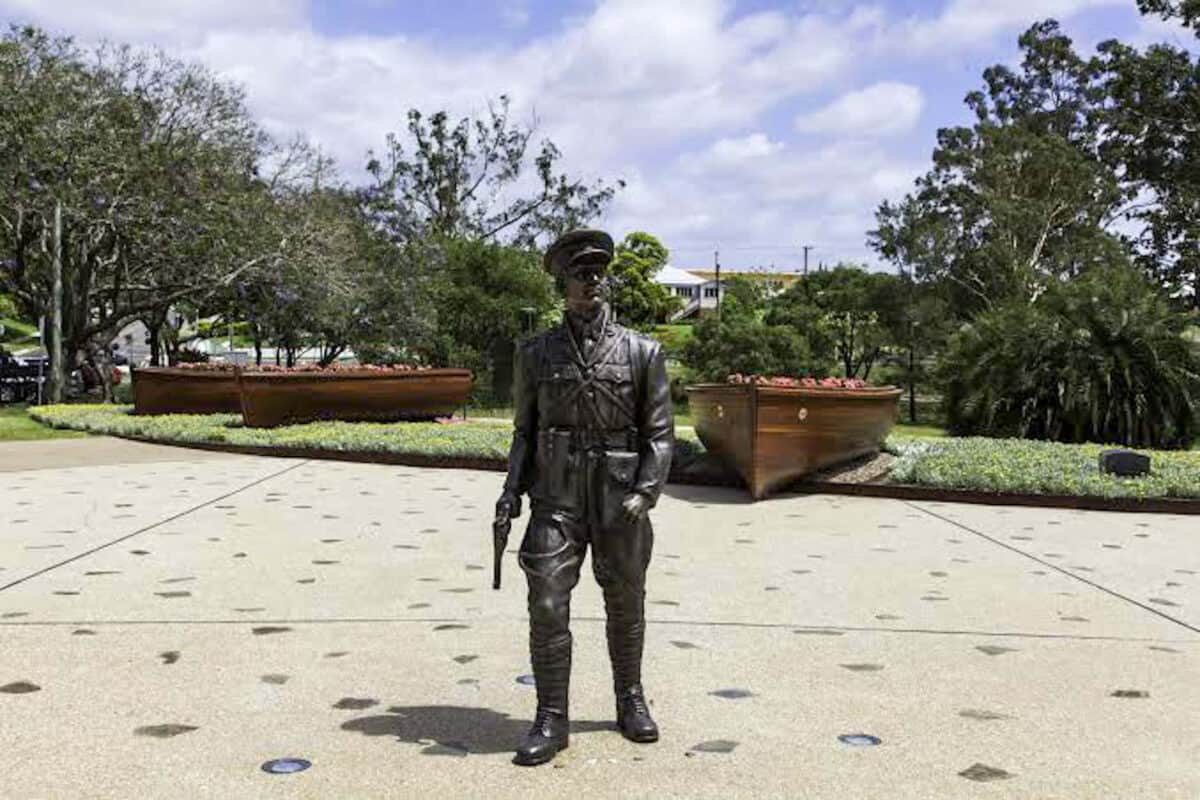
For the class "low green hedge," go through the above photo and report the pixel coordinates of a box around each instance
[27,404,706,463]
[27,405,1200,501]
[887,436,1200,500]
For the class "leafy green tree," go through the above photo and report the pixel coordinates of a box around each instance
[1095,37,1200,307]
[1137,0,1200,30]
[871,21,1127,317]
[766,265,903,380]
[0,26,277,398]
[423,237,557,400]
[682,277,811,381]
[364,96,621,248]
[607,232,681,328]
[939,261,1199,448]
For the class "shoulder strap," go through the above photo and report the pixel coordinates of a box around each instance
[633,337,644,413]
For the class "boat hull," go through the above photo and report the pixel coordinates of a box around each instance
[687,383,903,499]
[237,369,473,428]
[131,368,243,415]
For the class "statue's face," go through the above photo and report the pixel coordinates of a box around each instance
[563,261,606,315]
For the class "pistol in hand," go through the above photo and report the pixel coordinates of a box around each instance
[492,493,521,590]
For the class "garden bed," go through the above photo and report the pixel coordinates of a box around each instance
[25,405,1200,514]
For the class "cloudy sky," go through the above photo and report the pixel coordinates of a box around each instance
[1,0,1190,270]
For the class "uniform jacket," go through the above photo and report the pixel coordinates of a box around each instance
[502,308,674,527]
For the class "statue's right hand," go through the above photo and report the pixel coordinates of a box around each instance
[495,490,521,523]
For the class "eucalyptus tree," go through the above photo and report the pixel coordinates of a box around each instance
[1094,35,1200,307]
[364,95,621,248]
[870,21,1129,317]
[1137,0,1200,29]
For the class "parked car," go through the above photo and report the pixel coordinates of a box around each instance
[0,348,44,403]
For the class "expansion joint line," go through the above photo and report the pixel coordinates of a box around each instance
[906,501,1200,636]
[0,459,312,593]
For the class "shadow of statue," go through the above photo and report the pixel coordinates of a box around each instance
[660,481,752,506]
[341,705,613,756]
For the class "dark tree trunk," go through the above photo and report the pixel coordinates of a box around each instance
[49,200,65,402]
[252,322,263,366]
[908,345,917,423]
[318,343,345,367]
[97,346,115,403]
[147,321,162,366]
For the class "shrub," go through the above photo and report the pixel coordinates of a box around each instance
[940,265,1200,448]
[113,382,134,404]
[887,436,1200,500]
[681,277,815,381]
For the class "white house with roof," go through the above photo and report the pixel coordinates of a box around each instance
[653,265,802,320]
[655,265,708,320]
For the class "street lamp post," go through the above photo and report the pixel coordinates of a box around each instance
[36,315,44,405]
[900,265,917,424]
[714,249,721,321]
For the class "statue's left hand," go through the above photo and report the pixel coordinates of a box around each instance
[620,492,650,524]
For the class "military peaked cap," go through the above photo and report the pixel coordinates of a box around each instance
[543,229,614,277]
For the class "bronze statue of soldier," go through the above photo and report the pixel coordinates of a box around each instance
[492,229,674,766]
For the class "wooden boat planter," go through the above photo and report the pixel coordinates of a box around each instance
[237,368,473,428]
[132,367,243,416]
[687,382,903,499]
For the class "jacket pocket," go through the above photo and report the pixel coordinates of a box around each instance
[600,450,639,529]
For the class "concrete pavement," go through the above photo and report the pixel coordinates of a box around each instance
[0,437,1196,799]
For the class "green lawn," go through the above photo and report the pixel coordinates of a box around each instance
[892,422,947,438]
[0,405,89,441]
[1,316,38,348]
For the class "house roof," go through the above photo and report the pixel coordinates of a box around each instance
[655,265,707,286]
[689,270,802,282]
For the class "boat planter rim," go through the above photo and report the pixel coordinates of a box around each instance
[132,367,240,380]
[686,383,903,400]
[237,368,472,381]
[135,366,471,380]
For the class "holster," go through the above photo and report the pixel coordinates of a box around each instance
[597,449,639,529]
[530,427,639,528]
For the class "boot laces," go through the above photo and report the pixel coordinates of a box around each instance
[626,691,649,716]
[531,707,559,735]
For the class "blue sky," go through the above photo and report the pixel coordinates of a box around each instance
[1,0,1192,270]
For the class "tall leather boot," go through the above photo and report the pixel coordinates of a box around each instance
[514,630,571,766]
[604,587,658,743]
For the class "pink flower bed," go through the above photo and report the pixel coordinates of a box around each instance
[171,362,425,373]
[727,374,869,389]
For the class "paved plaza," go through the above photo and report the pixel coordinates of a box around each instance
[0,437,1197,799]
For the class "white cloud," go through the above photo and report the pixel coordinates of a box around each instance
[0,0,1138,269]
[899,0,1127,51]
[794,82,924,136]
[697,134,785,167]
[1130,12,1197,49]
[0,0,302,45]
